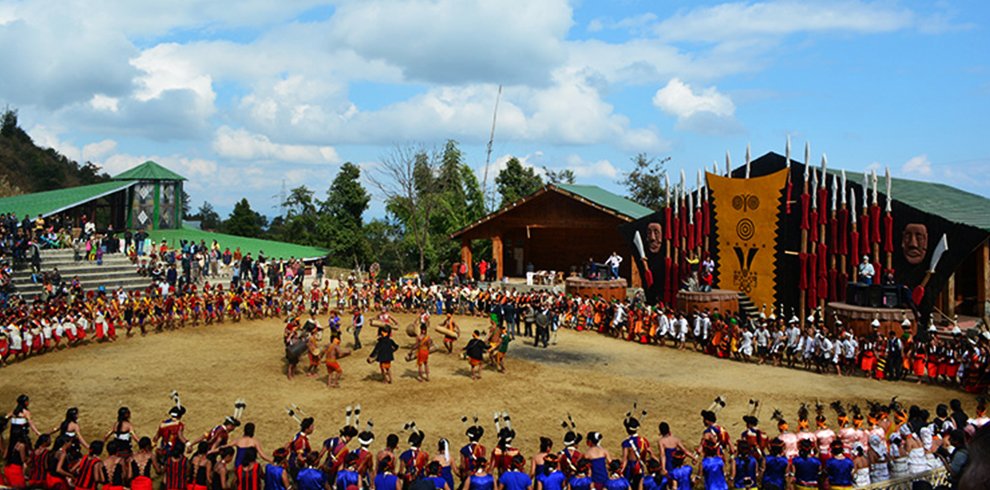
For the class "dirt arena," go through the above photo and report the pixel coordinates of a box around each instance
[1,313,973,456]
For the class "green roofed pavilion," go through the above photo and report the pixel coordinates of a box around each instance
[0,181,134,219]
[148,226,328,261]
[112,160,187,181]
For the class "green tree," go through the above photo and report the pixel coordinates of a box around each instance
[222,198,267,238]
[543,167,576,184]
[320,162,371,268]
[496,157,543,208]
[273,186,319,245]
[622,153,670,211]
[197,202,221,230]
[1,108,18,138]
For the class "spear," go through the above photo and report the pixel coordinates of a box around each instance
[702,176,711,253]
[860,170,870,275]
[849,190,859,283]
[809,166,820,311]
[687,182,695,252]
[799,142,811,327]
[838,170,849,300]
[884,167,894,272]
[725,151,732,177]
[870,170,881,281]
[671,185,680,304]
[785,136,793,214]
[695,169,703,254]
[828,173,838,302]
[664,174,673,306]
[745,143,752,179]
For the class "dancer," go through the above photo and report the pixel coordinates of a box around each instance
[413,325,434,382]
[459,417,487,490]
[620,407,650,490]
[325,334,351,389]
[367,328,399,384]
[464,331,488,381]
[583,432,610,490]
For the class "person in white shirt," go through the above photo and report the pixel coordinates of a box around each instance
[755,324,771,364]
[605,252,623,280]
[858,255,875,285]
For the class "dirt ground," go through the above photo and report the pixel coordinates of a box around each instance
[0,313,974,458]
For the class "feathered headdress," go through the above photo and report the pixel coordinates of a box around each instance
[225,399,245,427]
[743,399,761,426]
[624,402,647,434]
[495,411,515,447]
[168,391,186,418]
[461,415,485,442]
[403,421,424,447]
[560,413,582,447]
[701,395,726,423]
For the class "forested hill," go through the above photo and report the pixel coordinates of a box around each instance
[0,109,109,197]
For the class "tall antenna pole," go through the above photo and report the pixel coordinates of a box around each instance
[482,84,502,211]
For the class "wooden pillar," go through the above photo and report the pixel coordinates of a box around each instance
[492,235,504,281]
[460,239,473,279]
[977,240,990,320]
[944,273,956,318]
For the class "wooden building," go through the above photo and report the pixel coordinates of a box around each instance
[451,184,652,284]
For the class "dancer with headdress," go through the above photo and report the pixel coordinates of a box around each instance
[285,405,315,476]
[794,405,816,452]
[813,402,835,459]
[192,400,245,453]
[698,397,730,457]
[353,422,376,490]
[463,456,493,490]
[154,392,186,463]
[490,413,521,478]
[740,400,766,459]
[398,422,429,485]
[619,404,650,489]
[322,406,359,482]
[557,415,582,478]
[458,416,487,489]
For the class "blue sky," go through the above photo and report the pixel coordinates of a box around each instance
[2,0,988,218]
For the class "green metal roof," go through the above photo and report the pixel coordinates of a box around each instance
[112,160,186,181]
[0,181,134,219]
[828,170,990,232]
[554,183,653,219]
[148,226,329,260]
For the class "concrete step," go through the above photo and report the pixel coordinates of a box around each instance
[11,269,139,285]
[15,276,153,296]
[33,255,132,267]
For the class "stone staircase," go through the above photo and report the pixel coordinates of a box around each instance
[11,249,151,297]
[736,292,760,322]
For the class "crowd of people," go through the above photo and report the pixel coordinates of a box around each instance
[3,271,990,396]
[1,394,987,490]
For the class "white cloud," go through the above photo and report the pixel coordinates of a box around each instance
[655,0,916,43]
[587,13,659,34]
[327,0,572,85]
[901,154,932,177]
[653,78,740,134]
[212,126,340,165]
[81,140,118,160]
[561,155,621,179]
[131,43,216,118]
[90,95,120,113]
